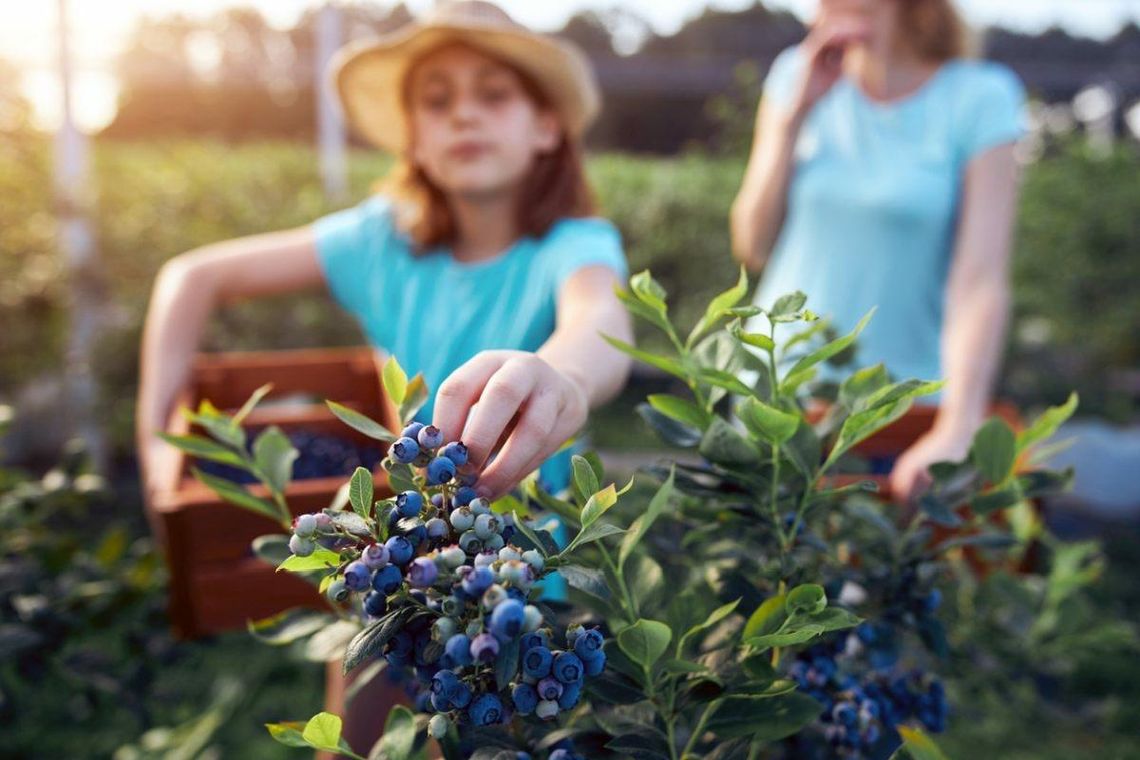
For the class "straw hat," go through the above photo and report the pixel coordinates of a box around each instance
[329,1,601,153]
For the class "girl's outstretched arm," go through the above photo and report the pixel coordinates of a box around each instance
[431,265,633,498]
[135,226,325,507]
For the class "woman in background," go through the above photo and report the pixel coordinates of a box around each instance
[731,0,1025,500]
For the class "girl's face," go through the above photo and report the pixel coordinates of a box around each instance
[817,0,896,48]
[407,44,561,200]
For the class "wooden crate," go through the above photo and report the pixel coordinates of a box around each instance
[148,347,400,639]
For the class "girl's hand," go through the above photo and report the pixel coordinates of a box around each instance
[432,350,588,499]
[779,19,869,128]
[889,424,975,504]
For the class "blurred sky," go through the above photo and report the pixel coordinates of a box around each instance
[5,0,1139,131]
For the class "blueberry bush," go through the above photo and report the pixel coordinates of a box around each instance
[159,267,1136,760]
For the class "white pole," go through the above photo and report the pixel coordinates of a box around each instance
[55,0,107,474]
[316,3,348,202]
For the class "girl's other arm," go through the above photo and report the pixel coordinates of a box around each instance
[135,226,325,507]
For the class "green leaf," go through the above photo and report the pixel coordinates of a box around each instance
[784,308,874,383]
[619,468,675,570]
[839,364,890,409]
[679,598,740,652]
[785,584,827,615]
[191,467,285,525]
[495,637,521,691]
[602,335,689,382]
[522,474,582,529]
[266,721,309,748]
[971,418,1017,485]
[348,467,374,520]
[699,418,759,467]
[636,403,703,448]
[616,285,675,338]
[704,692,823,740]
[1017,392,1078,453]
[647,394,710,430]
[158,432,246,468]
[252,426,298,495]
[563,521,626,555]
[580,483,618,528]
[825,380,943,468]
[560,564,610,601]
[186,401,246,449]
[697,368,754,397]
[571,455,600,505]
[382,356,408,406]
[896,726,951,760]
[298,712,364,758]
[746,608,861,651]
[605,731,673,760]
[742,594,787,641]
[233,382,273,426]
[617,619,672,671]
[343,607,416,673]
[769,291,807,322]
[630,270,668,310]
[326,400,396,443]
[332,511,372,537]
[248,608,333,645]
[277,548,341,574]
[737,397,800,445]
[398,374,429,426]
[251,534,293,567]
[382,459,418,494]
[729,319,775,351]
[689,266,749,346]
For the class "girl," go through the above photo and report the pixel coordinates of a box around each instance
[135,2,632,752]
[731,0,1024,501]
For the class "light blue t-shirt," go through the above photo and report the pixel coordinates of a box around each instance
[750,47,1027,386]
[313,195,628,496]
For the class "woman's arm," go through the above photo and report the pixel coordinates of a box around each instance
[135,226,325,506]
[731,22,868,271]
[431,265,633,498]
[890,143,1021,500]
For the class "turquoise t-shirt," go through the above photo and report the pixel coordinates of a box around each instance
[749,47,1027,386]
[313,196,628,599]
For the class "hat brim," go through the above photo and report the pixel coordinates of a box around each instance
[330,23,601,153]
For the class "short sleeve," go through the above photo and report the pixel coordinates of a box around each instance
[311,195,392,317]
[762,46,803,111]
[545,217,628,295]
[957,64,1027,162]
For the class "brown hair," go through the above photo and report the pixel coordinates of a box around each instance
[898,0,968,62]
[378,47,596,252]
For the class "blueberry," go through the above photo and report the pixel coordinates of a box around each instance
[581,648,606,676]
[344,560,371,591]
[425,517,449,540]
[489,599,526,641]
[482,584,509,610]
[428,713,449,739]
[474,513,502,540]
[520,631,548,654]
[397,491,423,518]
[450,681,472,709]
[385,535,414,566]
[431,493,444,508]
[924,588,942,613]
[371,563,403,595]
[441,442,469,466]
[498,546,522,562]
[450,506,475,532]
[460,566,494,596]
[469,497,491,515]
[520,549,544,573]
[535,699,560,720]
[453,484,477,506]
[511,682,538,715]
[407,557,438,587]
[467,693,503,726]
[557,681,582,710]
[459,530,482,554]
[426,456,456,485]
[417,425,444,450]
[430,690,451,712]
[390,436,420,464]
[573,628,604,659]
[552,651,584,684]
[288,534,315,557]
[438,545,466,568]
[431,669,461,700]
[364,591,387,617]
[469,632,500,663]
[401,519,427,547]
[522,645,553,679]
[327,578,349,603]
[294,513,318,537]
[401,422,425,440]
[361,542,389,569]
[444,634,473,666]
[537,676,563,701]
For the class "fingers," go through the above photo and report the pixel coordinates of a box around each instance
[475,387,565,498]
[459,358,539,471]
[432,351,511,444]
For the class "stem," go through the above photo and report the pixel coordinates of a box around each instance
[681,700,717,758]
[770,444,785,547]
[600,545,638,622]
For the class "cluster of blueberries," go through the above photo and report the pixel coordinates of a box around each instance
[284,422,602,756]
[789,626,948,757]
[198,429,383,484]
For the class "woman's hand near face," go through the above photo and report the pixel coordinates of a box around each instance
[780,20,870,127]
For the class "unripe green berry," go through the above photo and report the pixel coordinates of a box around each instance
[428,713,449,739]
